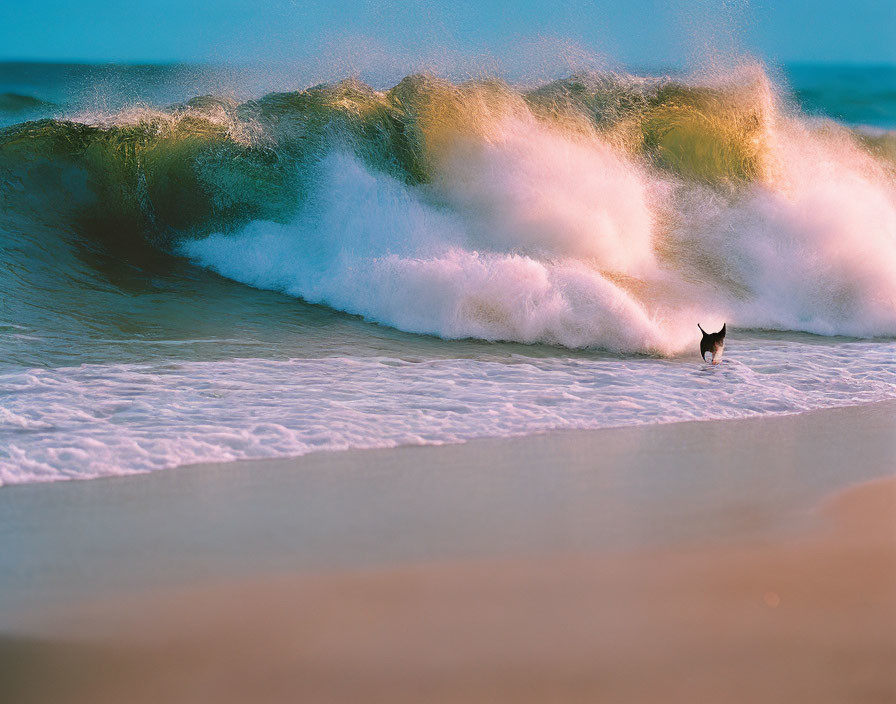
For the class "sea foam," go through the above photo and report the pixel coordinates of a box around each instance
[3,339,896,484]
[182,107,896,355]
[181,148,684,354]
[6,65,896,354]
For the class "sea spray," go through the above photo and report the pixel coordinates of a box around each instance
[3,63,896,352]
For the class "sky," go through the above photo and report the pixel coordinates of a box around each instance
[0,0,894,67]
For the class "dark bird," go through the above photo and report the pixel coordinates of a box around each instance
[698,323,726,364]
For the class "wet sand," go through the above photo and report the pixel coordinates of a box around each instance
[2,403,896,702]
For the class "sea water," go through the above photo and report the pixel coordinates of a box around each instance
[2,61,895,483]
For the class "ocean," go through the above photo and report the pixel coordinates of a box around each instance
[2,61,895,483]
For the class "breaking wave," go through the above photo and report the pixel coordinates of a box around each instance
[3,63,896,354]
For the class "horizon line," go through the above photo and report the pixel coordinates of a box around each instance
[1,57,894,70]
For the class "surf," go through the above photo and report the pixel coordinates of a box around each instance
[3,62,896,354]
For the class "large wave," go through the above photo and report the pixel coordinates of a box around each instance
[3,63,896,353]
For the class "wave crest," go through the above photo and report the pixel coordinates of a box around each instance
[3,64,896,352]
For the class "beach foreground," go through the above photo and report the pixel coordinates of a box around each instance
[3,403,896,703]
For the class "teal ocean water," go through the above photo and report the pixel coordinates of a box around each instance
[2,61,895,482]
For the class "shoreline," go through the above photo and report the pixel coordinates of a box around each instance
[4,400,896,621]
[3,401,896,702]
[6,338,896,485]
[7,390,896,491]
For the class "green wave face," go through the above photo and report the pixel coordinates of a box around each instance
[0,92,55,113]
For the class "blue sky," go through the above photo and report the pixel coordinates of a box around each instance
[1,0,894,66]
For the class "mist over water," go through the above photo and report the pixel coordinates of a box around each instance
[2,57,896,482]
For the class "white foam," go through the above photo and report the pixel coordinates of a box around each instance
[181,104,896,356]
[673,122,896,337]
[3,339,896,484]
[181,149,694,355]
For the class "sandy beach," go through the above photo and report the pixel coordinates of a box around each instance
[3,402,896,703]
